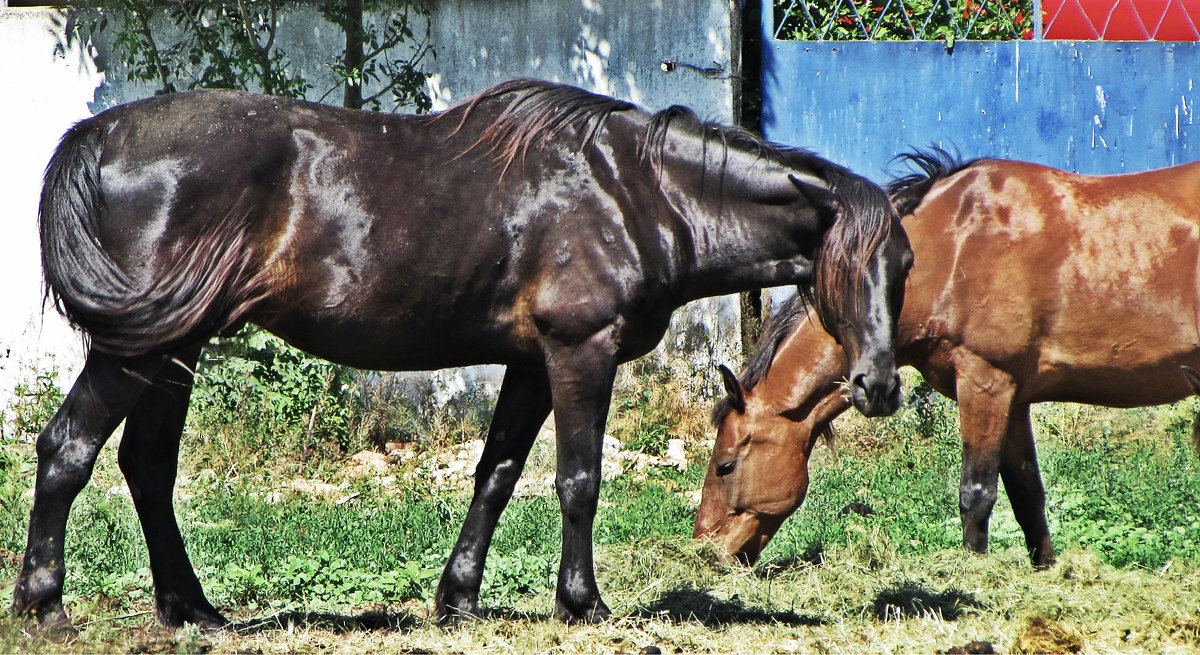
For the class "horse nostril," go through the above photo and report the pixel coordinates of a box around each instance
[852,373,868,392]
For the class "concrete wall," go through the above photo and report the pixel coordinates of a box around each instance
[0,2,740,418]
[0,9,102,413]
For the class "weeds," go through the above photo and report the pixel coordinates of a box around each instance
[7,354,1200,652]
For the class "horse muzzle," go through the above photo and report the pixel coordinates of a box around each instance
[850,363,902,417]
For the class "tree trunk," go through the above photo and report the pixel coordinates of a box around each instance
[737,0,766,359]
[343,0,365,109]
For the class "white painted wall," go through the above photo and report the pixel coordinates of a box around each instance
[0,8,102,414]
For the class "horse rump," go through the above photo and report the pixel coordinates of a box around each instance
[39,119,269,357]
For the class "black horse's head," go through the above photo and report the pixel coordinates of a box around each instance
[810,172,912,417]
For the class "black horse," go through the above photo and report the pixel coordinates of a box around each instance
[14,79,911,631]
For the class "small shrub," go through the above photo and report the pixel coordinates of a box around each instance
[7,364,65,440]
[188,330,361,469]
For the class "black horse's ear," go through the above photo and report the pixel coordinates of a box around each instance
[718,364,746,414]
[789,174,842,226]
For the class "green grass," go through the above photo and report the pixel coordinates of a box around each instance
[6,363,1200,652]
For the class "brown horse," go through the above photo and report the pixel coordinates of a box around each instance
[695,150,1200,568]
[13,80,911,632]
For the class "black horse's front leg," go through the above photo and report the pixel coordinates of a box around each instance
[544,330,619,623]
[12,351,162,634]
[436,366,553,621]
[117,347,227,629]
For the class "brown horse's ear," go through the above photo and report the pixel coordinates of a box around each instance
[718,364,746,414]
[1183,366,1200,395]
[789,174,842,226]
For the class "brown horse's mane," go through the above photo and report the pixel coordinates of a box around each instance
[887,147,989,214]
[712,292,814,426]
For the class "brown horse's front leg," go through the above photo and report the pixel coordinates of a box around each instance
[436,366,553,622]
[953,351,1016,557]
[545,329,619,623]
[999,403,1056,568]
[12,351,161,635]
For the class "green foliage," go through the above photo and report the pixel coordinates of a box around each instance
[482,546,555,601]
[597,474,697,545]
[1044,426,1200,568]
[775,0,1035,42]
[609,359,682,457]
[71,0,434,112]
[188,331,361,468]
[74,0,311,97]
[7,365,65,439]
[320,0,435,112]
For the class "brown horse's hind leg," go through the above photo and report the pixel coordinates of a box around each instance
[953,351,1016,557]
[12,351,163,634]
[999,403,1055,568]
[117,346,227,629]
[435,365,553,622]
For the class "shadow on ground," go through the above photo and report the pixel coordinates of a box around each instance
[636,587,823,627]
[871,581,984,620]
[231,609,421,635]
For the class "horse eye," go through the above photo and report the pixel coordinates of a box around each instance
[716,460,736,477]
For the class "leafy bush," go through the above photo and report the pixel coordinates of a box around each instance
[7,364,65,440]
[188,330,361,468]
[775,0,1035,43]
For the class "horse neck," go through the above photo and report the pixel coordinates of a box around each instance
[653,135,812,300]
[756,314,849,415]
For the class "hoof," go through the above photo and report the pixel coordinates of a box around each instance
[157,598,229,630]
[39,618,80,641]
[435,594,481,625]
[555,598,611,624]
[11,597,76,639]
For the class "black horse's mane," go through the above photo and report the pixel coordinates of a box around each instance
[445,78,847,180]
[710,148,989,427]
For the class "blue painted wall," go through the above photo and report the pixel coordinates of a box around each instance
[762,25,1199,180]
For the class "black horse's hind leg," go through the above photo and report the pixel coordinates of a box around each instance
[999,403,1055,568]
[117,346,226,629]
[435,365,553,621]
[12,351,164,633]
[545,332,619,623]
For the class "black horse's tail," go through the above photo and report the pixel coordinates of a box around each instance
[886,147,986,217]
[40,120,270,357]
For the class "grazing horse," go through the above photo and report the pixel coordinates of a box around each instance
[13,79,911,631]
[695,150,1200,567]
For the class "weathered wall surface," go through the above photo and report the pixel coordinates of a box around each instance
[763,39,1198,181]
[0,2,741,415]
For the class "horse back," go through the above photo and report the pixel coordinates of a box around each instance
[899,158,1200,405]
[76,90,678,368]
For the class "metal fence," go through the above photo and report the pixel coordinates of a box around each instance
[773,0,1200,41]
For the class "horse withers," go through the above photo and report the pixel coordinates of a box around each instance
[14,80,910,632]
[696,151,1200,567]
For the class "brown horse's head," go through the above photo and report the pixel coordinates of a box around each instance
[694,305,852,564]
